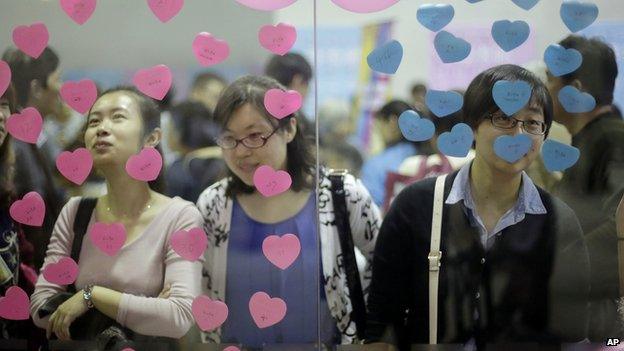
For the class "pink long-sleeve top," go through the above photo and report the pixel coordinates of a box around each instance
[30,196,204,339]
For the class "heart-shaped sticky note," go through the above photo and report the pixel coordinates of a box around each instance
[492,80,532,116]
[366,40,403,74]
[192,33,230,67]
[12,22,49,59]
[0,60,11,97]
[398,110,435,142]
[465,0,483,3]
[89,222,126,256]
[425,90,463,117]
[541,139,580,172]
[434,31,471,64]
[493,134,533,163]
[147,0,184,22]
[125,147,163,182]
[330,0,399,13]
[560,1,598,33]
[511,0,540,10]
[437,123,474,157]
[132,64,172,101]
[9,191,45,227]
[544,44,582,77]
[60,79,98,114]
[491,20,530,52]
[170,227,208,261]
[0,286,29,321]
[253,165,292,197]
[248,292,287,329]
[558,85,596,114]
[6,107,43,144]
[42,257,79,285]
[258,23,297,56]
[60,0,97,25]
[56,148,93,185]
[192,295,229,331]
[262,234,301,270]
[264,89,302,119]
[235,0,296,11]
[416,4,454,32]
[223,347,241,351]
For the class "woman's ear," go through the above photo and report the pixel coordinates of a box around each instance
[144,127,162,148]
[285,117,298,143]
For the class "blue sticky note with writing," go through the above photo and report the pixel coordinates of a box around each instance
[425,90,463,117]
[560,1,599,33]
[542,139,580,172]
[543,44,582,77]
[417,4,454,32]
[437,123,474,157]
[398,110,435,142]
[367,40,403,74]
[493,134,533,163]
[492,80,532,116]
[434,31,471,64]
[465,0,483,3]
[511,0,540,10]
[491,20,530,52]
[558,85,596,113]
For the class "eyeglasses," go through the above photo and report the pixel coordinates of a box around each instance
[487,112,547,135]
[216,125,281,150]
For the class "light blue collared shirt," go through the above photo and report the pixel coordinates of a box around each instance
[445,162,547,250]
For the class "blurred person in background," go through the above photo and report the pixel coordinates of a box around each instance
[189,71,227,113]
[319,99,363,176]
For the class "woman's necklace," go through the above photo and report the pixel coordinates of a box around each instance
[105,196,152,219]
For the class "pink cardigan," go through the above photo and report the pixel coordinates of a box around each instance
[30,196,203,339]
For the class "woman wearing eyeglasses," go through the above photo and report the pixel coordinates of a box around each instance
[365,64,590,349]
[196,76,380,348]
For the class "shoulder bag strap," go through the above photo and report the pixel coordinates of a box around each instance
[429,174,447,344]
[70,198,97,292]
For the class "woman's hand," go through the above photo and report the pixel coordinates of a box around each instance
[617,193,624,238]
[47,290,89,340]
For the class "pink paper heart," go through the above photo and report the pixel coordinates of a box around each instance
[42,257,79,285]
[262,234,300,270]
[89,222,126,256]
[191,295,229,331]
[56,148,93,185]
[263,89,302,119]
[248,292,287,329]
[331,0,399,13]
[170,227,208,261]
[253,165,292,197]
[258,23,297,56]
[147,0,184,23]
[9,191,45,227]
[192,33,230,67]
[121,349,135,351]
[223,347,240,351]
[0,60,11,97]
[59,0,97,25]
[0,286,30,321]
[235,0,296,11]
[132,64,172,101]
[125,147,163,182]
[6,107,43,144]
[60,79,98,114]
[12,22,49,59]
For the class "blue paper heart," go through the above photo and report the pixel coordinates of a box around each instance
[560,1,599,33]
[492,80,532,116]
[398,110,435,142]
[543,44,582,77]
[493,134,533,163]
[434,31,471,64]
[437,123,474,157]
[465,0,483,2]
[511,0,540,10]
[425,90,463,117]
[367,40,403,74]
[558,85,596,113]
[541,139,580,172]
[491,20,530,52]
[417,4,454,32]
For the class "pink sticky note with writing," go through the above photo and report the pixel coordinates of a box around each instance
[89,222,126,256]
[147,0,184,22]
[263,89,302,119]
[59,0,97,25]
[12,22,49,59]
[56,148,93,185]
[258,23,297,56]
[262,234,300,270]
[235,0,296,11]
[0,60,11,97]
[42,257,79,285]
[192,33,230,67]
[331,0,399,13]
[125,147,163,182]
[6,107,43,144]
[170,227,208,261]
[0,286,30,321]
[60,79,98,114]
[223,347,240,351]
[132,64,172,101]
[248,292,287,329]
[253,165,292,197]
[192,295,229,331]
[9,191,45,227]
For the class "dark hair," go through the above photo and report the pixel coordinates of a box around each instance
[463,64,553,138]
[2,47,60,108]
[192,71,227,91]
[87,86,166,193]
[559,35,618,106]
[264,53,312,87]
[430,92,464,135]
[375,100,413,121]
[213,75,315,197]
[171,101,219,149]
[411,83,427,96]
[0,84,17,209]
